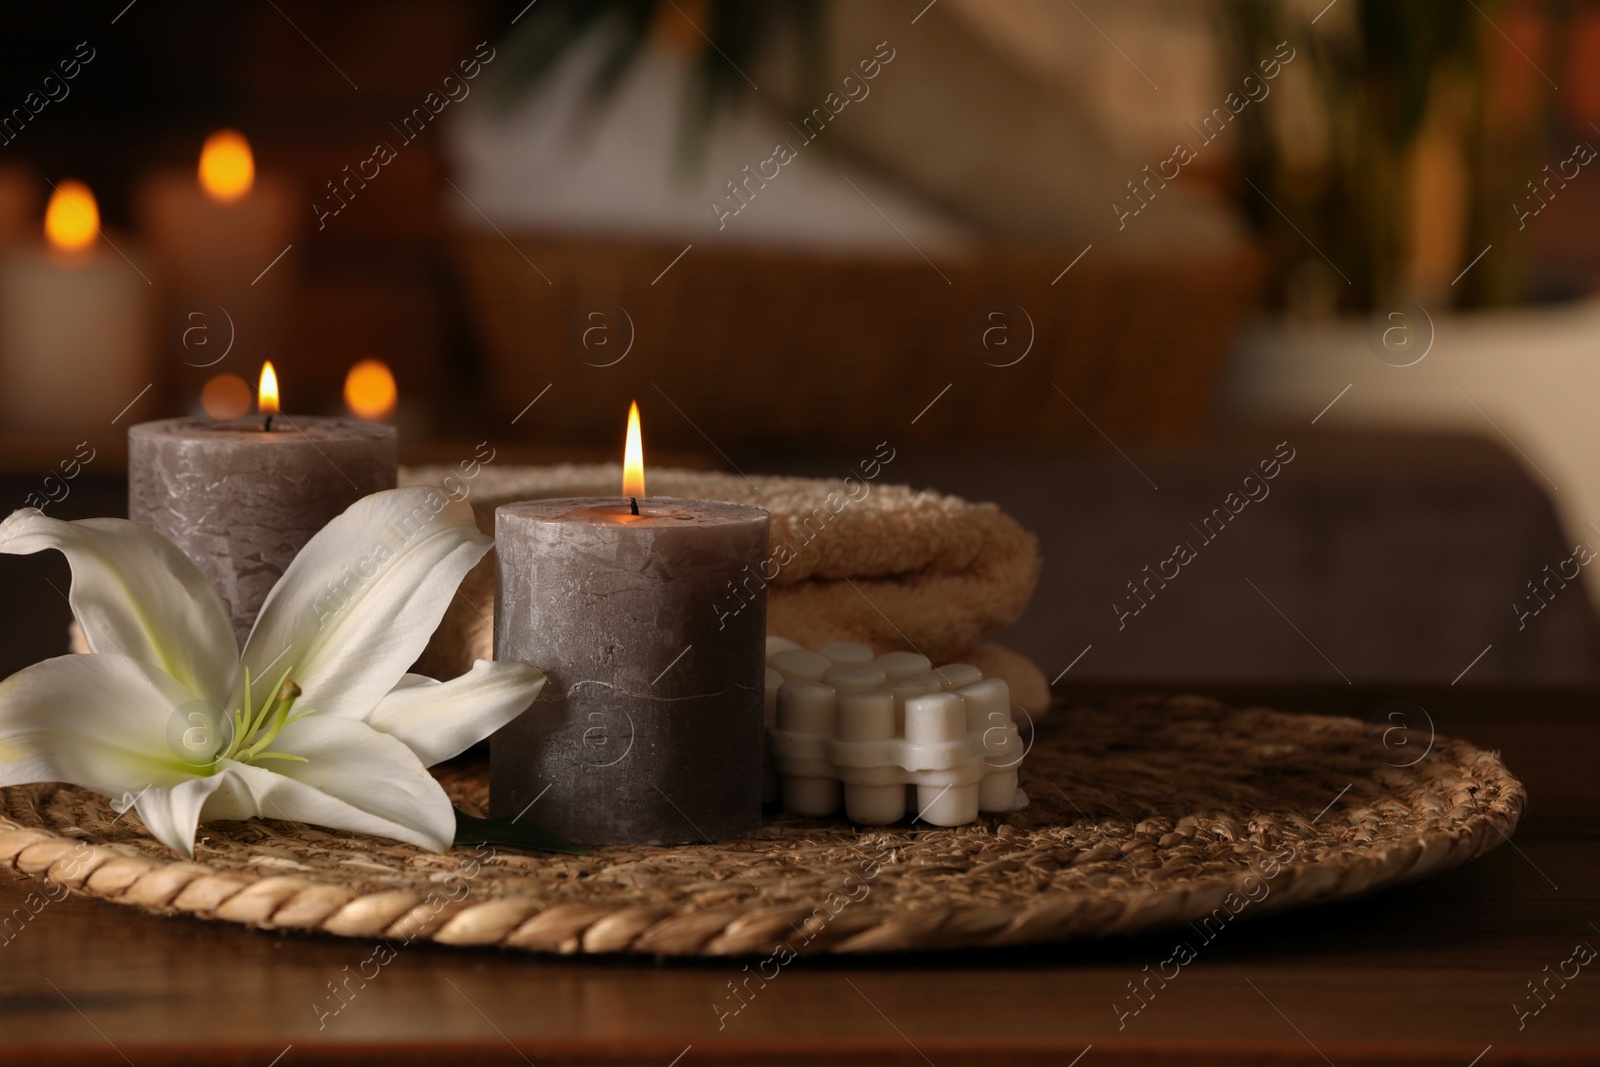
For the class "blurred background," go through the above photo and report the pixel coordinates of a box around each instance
[2,0,1598,687]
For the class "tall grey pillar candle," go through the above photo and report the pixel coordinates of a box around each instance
[129,417,397,647]
[492,497,769,845]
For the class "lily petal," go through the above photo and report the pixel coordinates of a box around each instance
[0,510,234,703]
[365,660,546,767]
[126,774,228,857]
[238,487,490,722]
[0,654,206,796]
[201,716,456,852]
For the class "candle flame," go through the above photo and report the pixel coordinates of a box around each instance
[258,362,280,415]
[344,359,396,420]
[623,401,645,500]
[199,129,254,203]
[44,180,98,253]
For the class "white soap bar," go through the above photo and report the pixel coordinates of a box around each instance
[876,651,932,680]
[959,678,1010,733]
[905,692,966,743]
[770,649,833,681]
[931,663,983,691]
[776,681,836,733]
[823,662,888,693]
[817,641,875,665]
[887,677,943,724]
[766,635,803,661]
[785,777,841,817]
[836,690,895,742]
[844,782,904,824]
[764,643,1031,826]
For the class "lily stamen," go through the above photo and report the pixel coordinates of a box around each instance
[224,668,313,767]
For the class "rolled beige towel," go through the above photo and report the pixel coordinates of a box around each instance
[400,463,1047,715]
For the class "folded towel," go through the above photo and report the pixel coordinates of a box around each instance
[402,463,1044,709]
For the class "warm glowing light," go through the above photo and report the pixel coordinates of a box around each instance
[622,400,645,500]
[202,374,252,419]
[344,359,397,420]
[258,361,280,415]
[199,129,254,203]
[44,180,98,253]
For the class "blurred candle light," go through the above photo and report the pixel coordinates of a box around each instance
[0,177,152,432]
[138,128,297,403]
[343,359,396,420]
[198,130,254,203]
[200,373,252,419]
[44,181,98,254]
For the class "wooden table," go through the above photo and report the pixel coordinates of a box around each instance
[1,683,1596,1066]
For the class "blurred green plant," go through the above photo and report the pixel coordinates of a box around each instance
[1222,0,1546,311]
[487,0,823,166]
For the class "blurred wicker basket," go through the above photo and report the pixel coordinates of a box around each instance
[451,231,1261,451]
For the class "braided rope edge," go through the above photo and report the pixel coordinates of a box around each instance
[0,750,1526,957]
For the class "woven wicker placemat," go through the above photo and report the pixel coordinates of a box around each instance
[0,695,1522,956]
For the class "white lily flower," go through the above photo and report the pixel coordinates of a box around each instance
[0,486,546,857]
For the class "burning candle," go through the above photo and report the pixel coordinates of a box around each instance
[137,129,297,386]
[129,362,398,647]
[491,402,770,845]
[0,180,152,431]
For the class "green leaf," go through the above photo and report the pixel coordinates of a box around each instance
[452,807,591,856]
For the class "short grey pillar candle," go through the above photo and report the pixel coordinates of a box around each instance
[129,417,397,647]
[492,497,769,846]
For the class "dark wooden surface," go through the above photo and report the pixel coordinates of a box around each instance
[0,683,1597,1065]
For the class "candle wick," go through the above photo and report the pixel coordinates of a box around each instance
[263,415,274,432]
[630,497,639,516]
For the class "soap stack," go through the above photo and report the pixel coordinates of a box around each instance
[763,637,1029,827]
